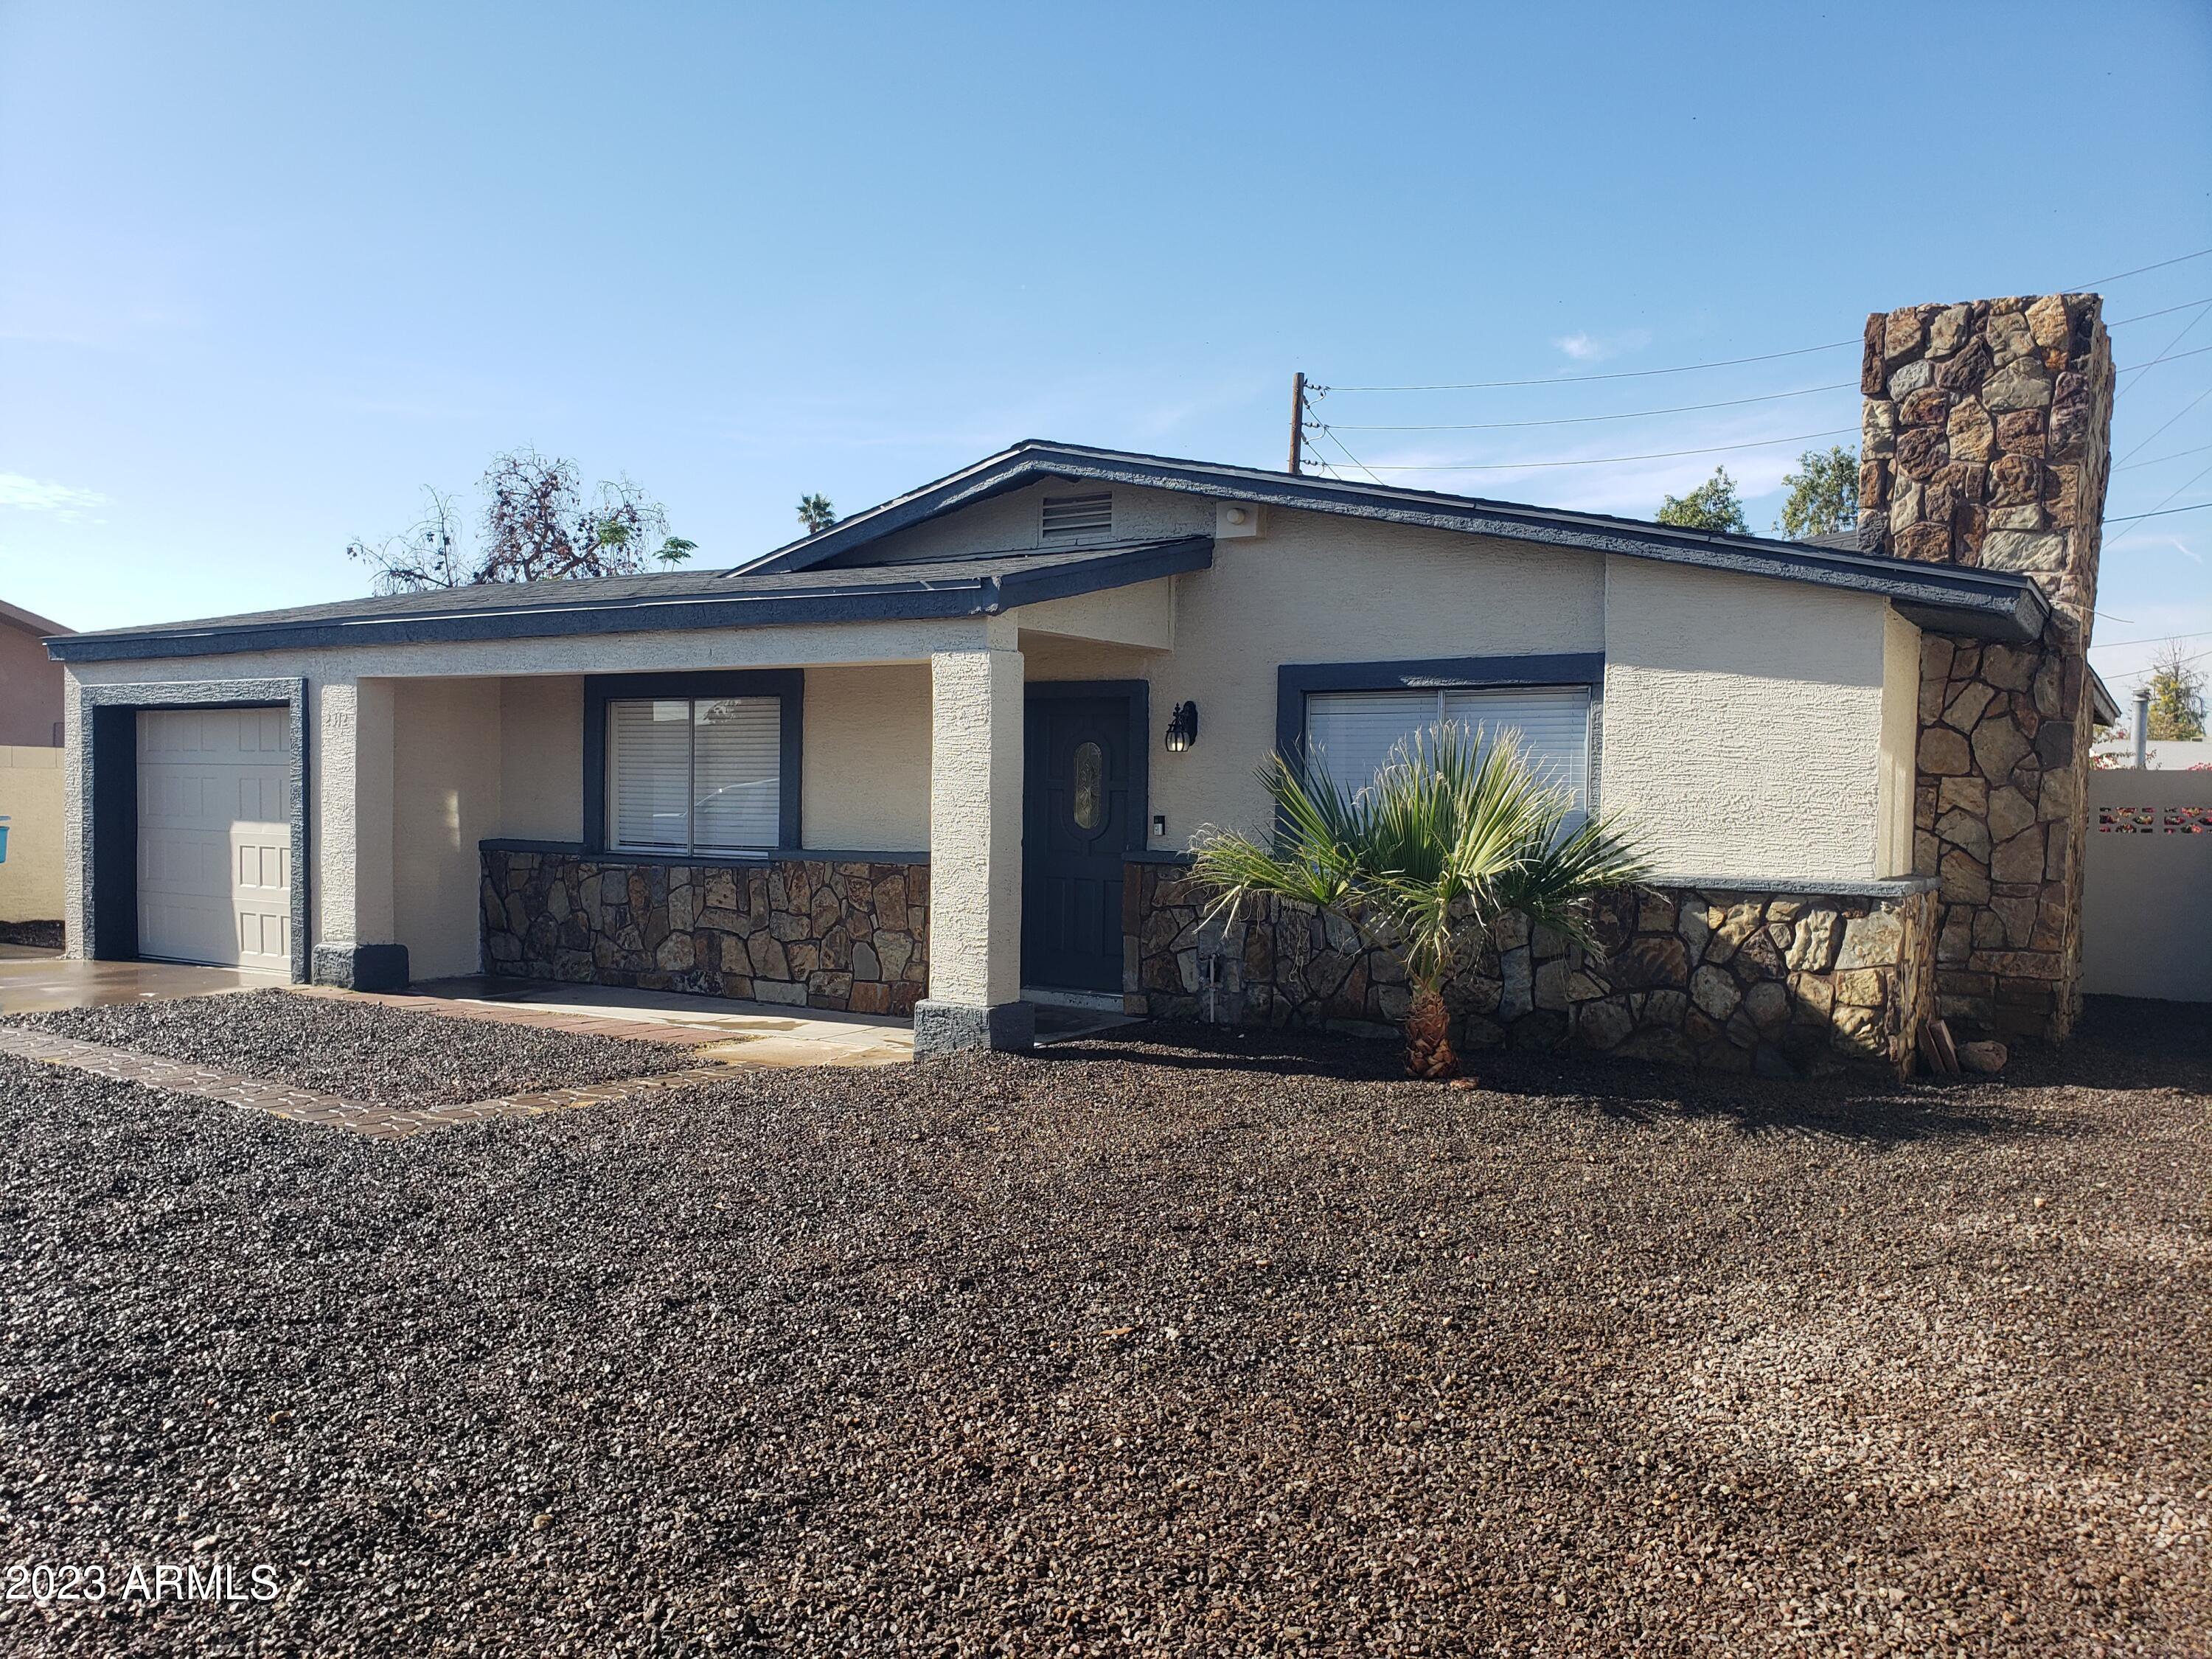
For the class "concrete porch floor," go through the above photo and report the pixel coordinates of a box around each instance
[0,950,1132,1064]
[0,945,283,1015]
[375,976,919,1068]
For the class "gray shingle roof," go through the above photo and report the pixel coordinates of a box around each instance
[47,538,1211,664]
[739,440,2048,642]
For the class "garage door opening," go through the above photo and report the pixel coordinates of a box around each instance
[136,707,293,971]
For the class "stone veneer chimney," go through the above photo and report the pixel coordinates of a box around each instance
[1856,294,2114,1041]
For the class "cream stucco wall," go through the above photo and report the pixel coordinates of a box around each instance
[1096,507,1607,846]
[1877,609,1922,879]
[499,676,583,843]
[0,745,64,923]
[804,664,931,850]
[1600,557,1893,881]
[853,481,1213,565]
[393,678,503,978]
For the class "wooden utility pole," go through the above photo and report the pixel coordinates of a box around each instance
[1287,372,1306,475]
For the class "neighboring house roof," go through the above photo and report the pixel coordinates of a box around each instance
[46,538,1212,663]
[734,440,2050,641]
[0,598,72,638]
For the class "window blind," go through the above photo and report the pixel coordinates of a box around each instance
[608,695,781,854]
[691,698,780,852]
[610,699,692,852]
[1441,686,1590,811]
[1304,685,1593,815]
[1304,691,1434,801]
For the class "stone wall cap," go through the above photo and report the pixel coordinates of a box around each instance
[479,838,929,867]
[1644,873,1938,900]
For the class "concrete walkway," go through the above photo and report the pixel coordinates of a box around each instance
[0,945,282,1014]
[320,975,917,1068]
[0,1021,737,1140]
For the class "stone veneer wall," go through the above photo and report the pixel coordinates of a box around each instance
[481,846,928,1016]
[1127,861,1938,1079]
[1857,293,2112,1040]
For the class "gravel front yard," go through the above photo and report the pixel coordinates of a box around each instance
[13,988,692,1106]
[0,998,2205,1655]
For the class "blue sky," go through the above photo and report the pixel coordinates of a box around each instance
[2,1,2208,699]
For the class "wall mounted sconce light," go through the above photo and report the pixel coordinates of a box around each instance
[1164,700,1199,752]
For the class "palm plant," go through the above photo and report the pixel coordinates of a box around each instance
[1192,722,1646,1081]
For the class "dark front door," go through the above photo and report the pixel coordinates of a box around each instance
[1023,692,1137,992]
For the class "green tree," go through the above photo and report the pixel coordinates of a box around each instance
[1655,467,1749,535]
[1192,723,1646,1081]
[797,493,837,535]
[2145,644,2208,741]
[1776,445,1860,540]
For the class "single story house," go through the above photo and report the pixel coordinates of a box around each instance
[46,290,2121,1073]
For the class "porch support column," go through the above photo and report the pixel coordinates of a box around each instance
[914,632,1031,1055]
[310,676,407,990]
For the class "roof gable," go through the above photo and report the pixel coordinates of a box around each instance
[736,439,2048,641]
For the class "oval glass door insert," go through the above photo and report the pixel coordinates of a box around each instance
[1071,740,1104,830]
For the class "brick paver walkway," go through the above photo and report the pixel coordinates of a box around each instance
[0,1025,737,1140]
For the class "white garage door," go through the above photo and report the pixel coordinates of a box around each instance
[136,708,293,971]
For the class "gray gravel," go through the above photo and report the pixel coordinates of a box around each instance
[11,987,692,1106]
[0,998,2205,1655]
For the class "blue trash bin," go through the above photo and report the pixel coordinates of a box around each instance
[0,817,10,864]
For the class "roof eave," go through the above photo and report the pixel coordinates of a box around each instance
[46,537,1214,666]
[740,442,2051,641]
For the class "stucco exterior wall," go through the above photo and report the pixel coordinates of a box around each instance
[1877,610,1922,878]
[0,745,65,923]
[499,676,583,843]
[393,678,504,979]
[1600,557,1891,882]
[853,481,1213,565]
[1121,507,1607,846]
[803,664,931,851]
[0,621,66,747]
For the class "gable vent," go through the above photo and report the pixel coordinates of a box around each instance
[1041,491,1113,537]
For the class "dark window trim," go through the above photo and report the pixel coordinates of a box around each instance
[1025,678,1150,854]
[583,670,803,855]
[1273,653,1604,765]
[72,678,310,983]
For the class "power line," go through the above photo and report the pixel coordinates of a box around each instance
[2111,296,2212,326]
[2115,440,2212,472]
[2123,340,2212,373]
[1318,341,1856,394]
[1317,425,1386,487]
[1317,251,2212,399]
[2115,385,2212,467]
[2104,500,2212,524]
[2118,303,2212,392]
[1309,425,1856,472]
[2072,248,2212,288]
[2094,626,2212,650]
[1319,380,1854,433]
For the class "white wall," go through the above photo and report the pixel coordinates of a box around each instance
[2082,768,2212,1001]
[1601,558,1893,880]
[393,678,503,978]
